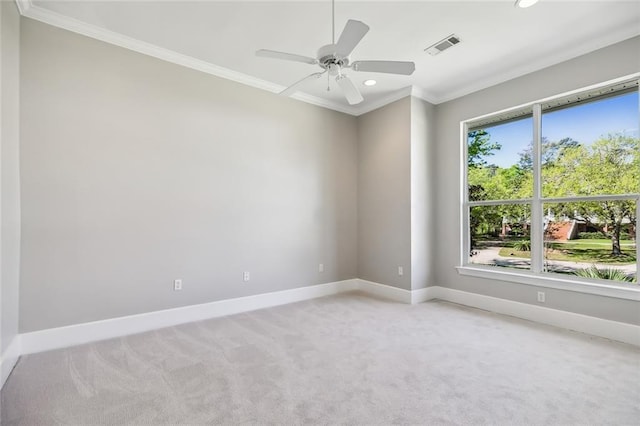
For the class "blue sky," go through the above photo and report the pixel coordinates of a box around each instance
[479,91,639,168]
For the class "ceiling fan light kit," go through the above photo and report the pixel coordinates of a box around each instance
[256,0,415,105]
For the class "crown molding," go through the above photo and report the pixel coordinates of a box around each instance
[14,0,29,14]
[429,23,640,105]
[351,86,411,115]
[16,0,364,116]
[16,1,639,114]
[410,86,437,105]
[330,84,440,116]
[292,91,359,115]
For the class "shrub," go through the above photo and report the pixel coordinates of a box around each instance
[578,231,631,240]
[578,232,605,240]
[574,265,636,283]
[513,240,531,251]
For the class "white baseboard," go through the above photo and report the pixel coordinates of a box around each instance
[355,279,436,304]
[410,286,435,304]
[14,279,640,359]
[431,287,640,347]
[356,279,413,303]
[1,336,21,388]
[20,279,358,355]
[353,281,639,346]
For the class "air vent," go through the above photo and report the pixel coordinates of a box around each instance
[424,34,461,56]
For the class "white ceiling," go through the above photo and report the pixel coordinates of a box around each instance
[19,1,640,115]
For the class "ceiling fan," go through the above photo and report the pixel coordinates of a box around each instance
[256,0,415,105]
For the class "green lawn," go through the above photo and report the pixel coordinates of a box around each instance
[498,239,636,264]
[552,239,635,249]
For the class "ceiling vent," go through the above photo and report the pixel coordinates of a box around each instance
[424,34,461,56]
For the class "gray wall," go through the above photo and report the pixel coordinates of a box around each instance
[434,36,640,325]
[19,18,358,332]
[14,16,640,333]
[410,97,435,290]
[1,1,21,358]
[357,97,411,289]
[356,96,436,291]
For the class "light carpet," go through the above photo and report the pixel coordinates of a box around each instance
[2,291,639,425]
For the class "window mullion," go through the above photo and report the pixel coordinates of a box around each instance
[531,103,543,273]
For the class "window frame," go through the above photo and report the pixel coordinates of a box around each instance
[459,74,640,301]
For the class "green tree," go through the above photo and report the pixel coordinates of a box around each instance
[467,130,533,250]
[544,134,639,255]
[467,130,502,250]
[468,164,531,201]
[518,137,579,171]
[468,130,501,168]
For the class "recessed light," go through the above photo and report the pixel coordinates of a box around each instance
[363,79,377,86]
[515,0,539,8]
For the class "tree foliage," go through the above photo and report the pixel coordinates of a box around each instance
[542,134,639,255]
[518,137,579,171]
[467,131,504,249]
[467,131,531,250]
[468,164,531,202]
[468,130,501,168]
[468,130,639,256]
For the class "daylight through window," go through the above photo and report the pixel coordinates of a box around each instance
[463,79,639,286]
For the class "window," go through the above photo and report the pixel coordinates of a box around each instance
[462,77,639,290]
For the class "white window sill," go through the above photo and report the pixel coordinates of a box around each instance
[456,265,640,301]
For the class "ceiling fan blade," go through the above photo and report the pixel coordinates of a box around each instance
[336,75,364,105]
[280,72,326,97]
[335,20,369,57]
[351,60,416,75]
[256,49,318,65]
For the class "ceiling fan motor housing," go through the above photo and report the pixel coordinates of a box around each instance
[317,44,349,73]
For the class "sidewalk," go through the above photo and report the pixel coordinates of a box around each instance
[470,246,637,275]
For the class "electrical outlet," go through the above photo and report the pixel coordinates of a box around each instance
[243,271,250,282]
[398,266,404,276]
[319,263,324,273]
[537,291,545,303]
[174,279,182,291]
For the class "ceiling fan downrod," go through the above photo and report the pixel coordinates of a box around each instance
[332,0,335,44]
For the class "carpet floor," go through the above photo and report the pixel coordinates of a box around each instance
[2,291,639,425]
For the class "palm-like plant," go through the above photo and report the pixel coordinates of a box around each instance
[513,240,531,251]
[575,265,636,283]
